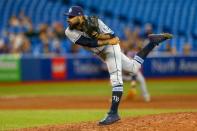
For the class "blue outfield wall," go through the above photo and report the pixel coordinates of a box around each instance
[66,56,109,79]
[143,56,197,77]
[10,55,197,81]
[20,56,109,81]
[21,56,52,81]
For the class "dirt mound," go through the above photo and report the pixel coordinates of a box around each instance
[19,112,197,131]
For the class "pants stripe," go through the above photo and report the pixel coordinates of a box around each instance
[112,46,120,85]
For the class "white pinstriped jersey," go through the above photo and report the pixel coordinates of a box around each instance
[65,19,114,54]
[65,17,141,88]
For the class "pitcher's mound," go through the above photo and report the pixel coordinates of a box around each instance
[21,112,197,131]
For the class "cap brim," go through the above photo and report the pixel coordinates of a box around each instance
[64,13,70,16]
[64,13,77,16]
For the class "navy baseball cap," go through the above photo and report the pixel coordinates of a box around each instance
[64,6,84,16]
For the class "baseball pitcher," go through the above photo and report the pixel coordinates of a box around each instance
[64,6,173,125]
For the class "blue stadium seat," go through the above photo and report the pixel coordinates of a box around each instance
[0,0,196,54]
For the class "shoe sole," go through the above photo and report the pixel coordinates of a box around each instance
[163,33,173,39]
[148,33,173,40]
[98,118,120,126]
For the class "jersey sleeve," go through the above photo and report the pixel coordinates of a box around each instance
[98,19,114,34]
[75,36,99,47]
[65,28,81,43]
[65,27,99,47]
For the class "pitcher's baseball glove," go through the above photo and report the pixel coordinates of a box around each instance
[68,16,119,45]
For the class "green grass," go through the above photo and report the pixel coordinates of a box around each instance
[0,82,111,96]
[0,80,196,130]
[148,80,197,95]
[1,109,197,130]
[0,80,196,97]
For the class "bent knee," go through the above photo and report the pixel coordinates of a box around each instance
[131,60,141,74]
[110,70,123,87]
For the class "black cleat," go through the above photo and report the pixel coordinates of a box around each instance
[148,33,173,45]
[98,113,120,125]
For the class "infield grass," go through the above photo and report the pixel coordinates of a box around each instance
[1,109,197,130]
[0,79,197,130]
[0,79,196,97]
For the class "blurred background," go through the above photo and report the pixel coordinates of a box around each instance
[0,0,196,81]
[0,0,197,130]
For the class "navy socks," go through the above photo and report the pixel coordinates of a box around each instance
[136,42,155,59]
[109,91,122,114]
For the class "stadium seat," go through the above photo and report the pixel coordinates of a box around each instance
[0,0,196,54]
